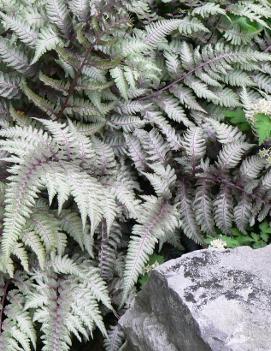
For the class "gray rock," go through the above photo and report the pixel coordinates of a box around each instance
[119,246,271,351]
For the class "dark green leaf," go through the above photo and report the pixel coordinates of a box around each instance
[254,113,271,144]
[225,108,251,132]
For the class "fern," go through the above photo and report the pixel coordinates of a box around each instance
[0,0,270,349]
[178,16,209,35]
[110,67,129,101]
[46,0,71,35]
[0,39,33,75]
[178,180,203,243]
[0,277,36,351]
[192,3,226,18]
[25,255,110,350]
[32,26,63,64]
[217,141,253,169]
[123,197,179,300]
[21,80,58,118]
[99,223,122,280]
[0,73,21,99]
[194,178,215,233]
[214,186,234,234]
[0,121,118,264]
[69,0,89,21]
[0,12,37,48]
[145,19,182,47]
[104,324,125,351]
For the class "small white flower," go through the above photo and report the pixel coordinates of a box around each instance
[143,261,161,274]
[247,99,271,122]
[259,148,271,163]
[254,99,271,116]
[209,238,227,249]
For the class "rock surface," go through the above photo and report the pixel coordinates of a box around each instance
[119,246,271,351]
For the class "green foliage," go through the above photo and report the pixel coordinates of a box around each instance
[225,108,251,132]
[0,0,270,350]
[229,14,264,34]
[254,113,271,144]
[206,221,271,249]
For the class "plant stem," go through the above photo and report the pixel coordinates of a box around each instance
[136,52,236,101]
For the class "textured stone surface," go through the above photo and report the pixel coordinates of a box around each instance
[119,246,271,351]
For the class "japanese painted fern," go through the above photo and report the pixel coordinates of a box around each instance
[0,0,271,350]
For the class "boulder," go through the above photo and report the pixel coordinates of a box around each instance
[119,246,271,351]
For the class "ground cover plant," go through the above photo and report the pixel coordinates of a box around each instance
[0,0,271,349]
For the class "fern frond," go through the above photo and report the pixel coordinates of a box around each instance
[192,3,226,17]
[163,51,180,74]
[0,122,117,263]
[22,229,46,268]
[234,194,252,233]
[125,134,147,171]
[123,197,178,299]
[30,209,63,254]
[12,242,29,271]
[59,210,85,250]
[259,169,271,190]
[157,95,193,127]
[91,137,116,175]
[0,124,52,156]
[21,80,58,118]
[194,178,214,233]
[182,127,206,160]
[178,180,203,243]
[69,0,89,21]
[32,26,63,64]
[82,65,106,82]
[184,77,218,102]
[46,0,71,34]
[0,12,37,48]
[111,171,140,219]
[0,73,20,99]
[63,96,100,120]
[49,255,112,310]
[64,167,105,234]
[110,67,129,101]
[178,16,209,35]
[1,146,57,259]
[145,19,181,47]
[39,71,70,95]
[37,118,95,163]
[26,269,103,351]
[240,155,266,179]
[0,282,36,351]
[109,115,145,132]
[223,70,254,87]
[135,128,169,164]
[104,324,124,351]
[146,111,182,150]
[214,185,233,234]
[99,223,122,280]
[102,191,117,236]
[207,119,245,144]
[214,88,240,108]
[143,164,176,197]
[217,142,253,169]
[117,101,148,115]
[171,85,206,112]
[21,6,46,29]
[253,73,271,94]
